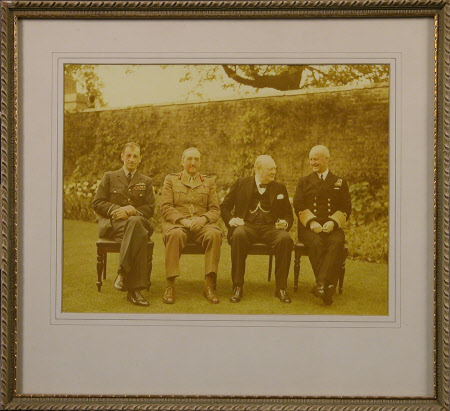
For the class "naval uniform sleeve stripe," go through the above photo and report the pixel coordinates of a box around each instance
[330,211,347,228]
[299,209,316,227]
[107,204,116,217]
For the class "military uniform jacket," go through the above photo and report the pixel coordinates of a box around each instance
[160,172,221,236]
[92,168,155,237]
[293,171,351,229]
[220,176,294,230]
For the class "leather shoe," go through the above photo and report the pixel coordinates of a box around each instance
[323,285,336,306]
[114,273,126,291]
[127,290,149,307]
[163,286,175,304]
[230,286,243,303]
[312,284,325,299]
[274,289,291,303]
[203,286,220,304]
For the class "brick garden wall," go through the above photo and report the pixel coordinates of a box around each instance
[64,82,389,196]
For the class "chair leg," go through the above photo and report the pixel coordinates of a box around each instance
[103,254,107,280]
[147,243,154,291]
[339,260,346,294]
[96,251,104,292]
[293,252,300,292]
[268,254,273,282]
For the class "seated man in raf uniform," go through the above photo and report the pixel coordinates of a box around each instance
[160,147,222,305]
[293,145,351,306]
[220,155,294,303]
[93,142,155,307]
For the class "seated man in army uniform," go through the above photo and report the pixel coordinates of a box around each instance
[93,142,155,307]
[293,145,351,306]
[160,147,222,305]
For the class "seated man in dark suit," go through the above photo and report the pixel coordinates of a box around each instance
[92,142,155,307]
[220,155,294,303]
[293,145,351,306]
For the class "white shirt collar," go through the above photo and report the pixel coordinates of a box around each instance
[123,166,137,177]
[255,175,267,194]
[184,171,198,182]
[318,169,329,180]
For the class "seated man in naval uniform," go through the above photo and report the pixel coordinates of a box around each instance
[220,155,294,303]
[293,145,351,306]
[93,142,155,307]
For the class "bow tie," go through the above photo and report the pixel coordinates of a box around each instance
[258,183,267,189]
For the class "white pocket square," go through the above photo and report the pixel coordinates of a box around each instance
[277,194,284,199]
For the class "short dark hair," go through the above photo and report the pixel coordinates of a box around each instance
[121,142,141,155]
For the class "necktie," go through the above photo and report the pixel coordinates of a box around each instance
[259,183,267,189]
[319,174,324,181]
[127,172,132,184]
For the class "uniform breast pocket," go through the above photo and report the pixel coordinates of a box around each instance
[131,187,147,198]
[173,188,188,204]
[108,185,126,205]
[131,190,146,206]
[196,188,209,205]
[109,183,123,195]
[109,184,125,199]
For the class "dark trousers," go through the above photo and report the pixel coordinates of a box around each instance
[229,223,293,289]
[107,216,152,291]
[298,225,345,287]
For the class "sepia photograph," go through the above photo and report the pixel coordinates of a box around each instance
[63,63,390,315]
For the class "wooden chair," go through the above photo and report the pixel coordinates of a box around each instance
[183,242,275,280]
[96,238,154,292]
[293,242,348,293]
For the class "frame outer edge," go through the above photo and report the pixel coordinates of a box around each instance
[441,3,450,410]
[1,0,14,407]
[0,400,448,410]
[0,1,448,410]
[1,0,449,11]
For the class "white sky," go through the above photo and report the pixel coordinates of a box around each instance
[92,65,284,108]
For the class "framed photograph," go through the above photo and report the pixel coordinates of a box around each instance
[1,1,448,410]
[61,62,390,318]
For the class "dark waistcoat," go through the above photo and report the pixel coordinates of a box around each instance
[245,184,275,225]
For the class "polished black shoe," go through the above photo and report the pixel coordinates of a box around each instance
[204,286,220,304]
[274,289,291,303]
[230,286,243,303]
[127,290,149,307]
[312,284,325,299]
[323,285,336,306]
[114,273,126,291]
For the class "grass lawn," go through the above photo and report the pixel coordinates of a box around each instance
[63,219,388,316]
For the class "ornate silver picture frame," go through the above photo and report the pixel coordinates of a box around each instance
[1,1,448,409]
